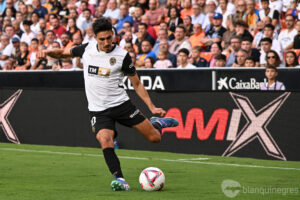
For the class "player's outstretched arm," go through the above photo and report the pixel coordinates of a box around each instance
[37,48,72,59]
[128,74,166,117]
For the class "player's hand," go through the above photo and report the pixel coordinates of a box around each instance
[150,107,166,117]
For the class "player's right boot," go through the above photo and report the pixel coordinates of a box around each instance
[150,117,179,128]
[111,178,130,191]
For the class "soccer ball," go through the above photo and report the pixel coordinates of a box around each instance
[139,167,165,191]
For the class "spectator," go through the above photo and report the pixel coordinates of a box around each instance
[44,30,56,47]
[135,23,155,53]
[293,20,300,49]
[234,20,253,41]
[132,5,144,33]
[153,28,168,55]
[244,0,259,30]
[116,4,133,33]
[201,13,226,51]
[190,46,208,67]
[214,54,227,67]
[51,16,66,38]
[233,49,248,67]
[15,42,30,70]
[120,30,137,49]
[21,20,36,45]
[37,31,45,45]
[81,9,93,31]
[1,59,14,70]
[177,48,196,69]
[145,0,164,26]
[153,49,173,68]
[118,21,133,36]
[124,41,136,53]
[241,37,260,67]
[103,0,120,25]
[235,0,246,20]
[180,0,193,19]
[0,35,13,68]
[202,0,217,30]
[143,57,155,68]
[12,20,24,38]
[136,39,157,67]
[58,0,70,19]
[66,18,81,39]
[265,50,283,68]
[83,25,96,44]
[259,0,280,29]
[278,15,297,50]
[20,4,30,21]
[183,15,193,37]
[4,24,20,43]
[2,0,16,18]
[33,0,48,19]
[28,38,39,70]
[129,51,137,67]
[189,23,205,48]
[11,37,21,60]
[167,6,182,33]
[210,42,222,67]
[140,15,157,40]
[169,25,192,55]
[225,36,242,67]
[260,37,273,67]
[244,57,256,67]
[253,24,281,52]
[159,38,177,67]
[30,12,40,34]
[260,65,285,90]
[95,1,106,18]
[61,33,73,49]
[191,3,205,25]
[222,14,236,50]
[285,51,299,68]
[217,0,233,28]
[39,18,47,33]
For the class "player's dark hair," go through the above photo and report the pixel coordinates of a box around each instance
[178,48,189,56]
[92,17,113,35]
[261,37,272,44]
[264,24,275,31]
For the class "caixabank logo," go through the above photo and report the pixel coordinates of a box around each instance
[217,77,266,90]
[162,92,291,161]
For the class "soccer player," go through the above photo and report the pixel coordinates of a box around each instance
[37,17,179,191]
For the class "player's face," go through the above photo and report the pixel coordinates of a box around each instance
[95,30,114,52]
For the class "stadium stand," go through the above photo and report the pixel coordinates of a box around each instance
[0,0,299,70]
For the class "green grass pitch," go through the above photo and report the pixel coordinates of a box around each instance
[0,143,299,200]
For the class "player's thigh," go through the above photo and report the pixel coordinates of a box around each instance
[133,119,161,142]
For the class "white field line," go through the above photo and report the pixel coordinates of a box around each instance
[0,147,299,171]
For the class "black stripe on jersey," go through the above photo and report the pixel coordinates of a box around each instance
[121,53,136,76]
[70,43,89,58]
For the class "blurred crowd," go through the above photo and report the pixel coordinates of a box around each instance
[0,0,300,70]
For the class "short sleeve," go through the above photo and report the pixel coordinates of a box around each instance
[70,43,89,58]
[121,53,136,76]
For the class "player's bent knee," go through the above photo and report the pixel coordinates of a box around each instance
[96,131,114,147]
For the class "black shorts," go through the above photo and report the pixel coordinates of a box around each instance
[89,100,146,136]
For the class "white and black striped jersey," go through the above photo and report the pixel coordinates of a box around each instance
[71,42,136,112]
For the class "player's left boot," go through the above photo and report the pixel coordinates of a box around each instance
[111,178,130,191]
[150,117,179,128]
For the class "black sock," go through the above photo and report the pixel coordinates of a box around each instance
[103,148,124,178]
[152,122,162,134]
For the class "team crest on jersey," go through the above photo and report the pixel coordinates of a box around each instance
[110,57,116,66]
